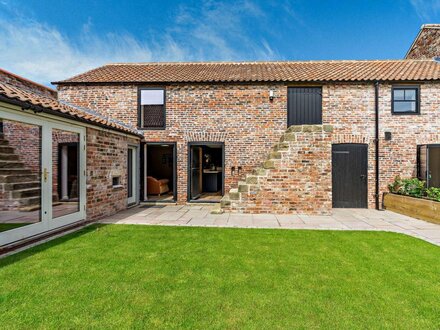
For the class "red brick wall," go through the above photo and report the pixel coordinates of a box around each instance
[58,81,440,211]
[86,127,139,220]
[225,125,333,214]
[59,84,287,204]
[0,69,57,98]
[406,27,440,59]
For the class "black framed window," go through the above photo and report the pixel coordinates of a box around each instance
[392,86,419,114]
[138,88,165,129]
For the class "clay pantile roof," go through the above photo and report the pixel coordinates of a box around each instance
[54,60,440,85]
[0,82,142,137]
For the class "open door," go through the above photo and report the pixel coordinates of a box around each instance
[190,146,203,200]
[127,146,137,205]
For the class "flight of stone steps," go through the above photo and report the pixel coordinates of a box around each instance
[219,124,333,214]
[0,134,42,211]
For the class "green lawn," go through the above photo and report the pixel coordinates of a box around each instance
[1,225,439,329]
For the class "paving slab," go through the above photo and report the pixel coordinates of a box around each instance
[98,205,440,246]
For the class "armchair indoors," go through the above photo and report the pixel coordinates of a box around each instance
[147,176,170,196]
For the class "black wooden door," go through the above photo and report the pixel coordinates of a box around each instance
[332,144,368,208]
[287,87,322,126]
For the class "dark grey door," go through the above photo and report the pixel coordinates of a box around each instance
[332,144,368,208]
[287,87,322,126]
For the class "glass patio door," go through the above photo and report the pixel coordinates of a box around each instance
[0,108,86,246]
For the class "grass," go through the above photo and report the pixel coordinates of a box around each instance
[0,225,439,329]
[0,223,30,233]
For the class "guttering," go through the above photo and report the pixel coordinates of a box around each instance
[374,81,381,210]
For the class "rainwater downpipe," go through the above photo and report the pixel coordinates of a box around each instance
[374,80,382,210]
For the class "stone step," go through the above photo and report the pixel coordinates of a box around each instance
[220,194,231,207]
[0,146,15,154]
[268,151,282,160]
[228,188,240,201]
[8,195,41,208]
[0,153,19,161]
[0,174,39,183]
[3,181,40,191]
[263,160,276,169]
[11,187,41,199]
[253,167,268,176]
[245,175,259,184]
[238,181,249,193]
[280,133,296,142]
[0,160,25,168]
[0,168,33,175]
[274,142,289,152]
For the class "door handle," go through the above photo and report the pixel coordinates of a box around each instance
[43,168,49,182]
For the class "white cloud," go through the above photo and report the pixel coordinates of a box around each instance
[410,0,440,21]
[0,1,282,86]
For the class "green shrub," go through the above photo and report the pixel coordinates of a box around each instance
[388,176,440,201]
[388,176,403,194]
[388,176,426,198]
[426,187,440,202]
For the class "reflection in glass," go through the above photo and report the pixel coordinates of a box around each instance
[52,129,80,219]
[0,118,41,232]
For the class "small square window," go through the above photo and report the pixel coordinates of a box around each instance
[112,176,121,187]
[138,88,165,129]
[392,86,419,115]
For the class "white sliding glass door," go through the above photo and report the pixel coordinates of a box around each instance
[0,108,86,246]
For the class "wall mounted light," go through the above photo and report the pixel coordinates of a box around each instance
[269,90,274,101]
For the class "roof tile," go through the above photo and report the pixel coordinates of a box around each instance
[0,82,142,136]
[54,60,440,84]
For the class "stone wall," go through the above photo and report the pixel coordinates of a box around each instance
[58,81,440,212]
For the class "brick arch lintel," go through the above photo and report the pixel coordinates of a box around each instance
[184,131,228,142]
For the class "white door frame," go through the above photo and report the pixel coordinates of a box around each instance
[0,108,86,246]
[127,144,138,205]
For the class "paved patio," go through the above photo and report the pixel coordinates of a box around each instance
[100,204,440,246]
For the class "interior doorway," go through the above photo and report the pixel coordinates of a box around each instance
[144,143,176,202]
[188,142,224,202]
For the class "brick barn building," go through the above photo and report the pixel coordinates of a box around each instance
[1,24,440,247]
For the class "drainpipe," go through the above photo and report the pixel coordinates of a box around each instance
[374,81,381,210]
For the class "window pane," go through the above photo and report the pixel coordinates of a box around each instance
[52,129,80,219]
[393,89,405,100]
[142,105,165,128]
[127,148,133,198]
[394,101,416,112]
[405,89,416,101]
[0,118,41,232]
[140,89,164,105]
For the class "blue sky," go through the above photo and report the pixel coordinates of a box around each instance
[1,0,440,86]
